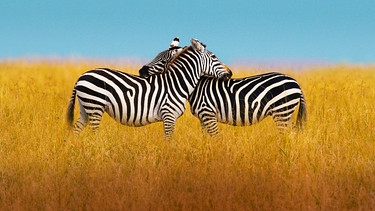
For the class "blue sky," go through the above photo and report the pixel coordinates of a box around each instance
[1,0,375,65]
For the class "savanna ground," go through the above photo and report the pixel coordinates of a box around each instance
[0,60,374,210]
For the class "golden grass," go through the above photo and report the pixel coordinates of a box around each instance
[0,61,374,210]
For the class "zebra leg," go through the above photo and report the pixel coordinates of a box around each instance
[200,120,207,133]
[73,100,89,134]
[272,114,293,132]
[161,114,176,140]
[199,113,219,136]
[163,118,176,140]
[271,103,300,132]
[88,110,104,132]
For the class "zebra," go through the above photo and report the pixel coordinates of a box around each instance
[66,38,232,139]
[139,37,182,78]
[139,40,307,136]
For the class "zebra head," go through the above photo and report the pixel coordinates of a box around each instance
[189,38,232,80]
[139,38,232,80]
[139,37,183,78]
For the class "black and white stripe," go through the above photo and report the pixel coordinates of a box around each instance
[139,42,307,136]
[188,73,306,135]
[139,37,182,78]
[66,38,232,139]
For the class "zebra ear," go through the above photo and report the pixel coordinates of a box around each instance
[169,37,179,49]
[191,38,206,52]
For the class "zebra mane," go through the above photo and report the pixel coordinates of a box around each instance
[166,46,191,70]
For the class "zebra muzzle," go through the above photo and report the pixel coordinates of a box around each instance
[220,71,232,80]
[139,65,150,78]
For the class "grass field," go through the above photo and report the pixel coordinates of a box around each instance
[0,61,374,210]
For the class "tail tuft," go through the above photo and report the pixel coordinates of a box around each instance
[296,93,307,130]
[66,89,76,127]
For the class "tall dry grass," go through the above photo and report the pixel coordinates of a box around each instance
[0,61,374,210]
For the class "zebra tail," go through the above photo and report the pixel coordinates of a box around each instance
[296,93,307,130]
[66,89,76,128]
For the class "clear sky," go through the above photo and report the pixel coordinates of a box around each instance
[1,0,375,65]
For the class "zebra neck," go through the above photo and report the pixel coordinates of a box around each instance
[164,66,200,98]
[165,49,202,96]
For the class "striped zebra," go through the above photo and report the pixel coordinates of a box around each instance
[139,37,182,78]
[140,41,307,136]
[66,38,232,139]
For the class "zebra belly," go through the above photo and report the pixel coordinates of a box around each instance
[215,110,260,126]
[76,88,163,127]
[106,96,163,127]
[215,97,300,127]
